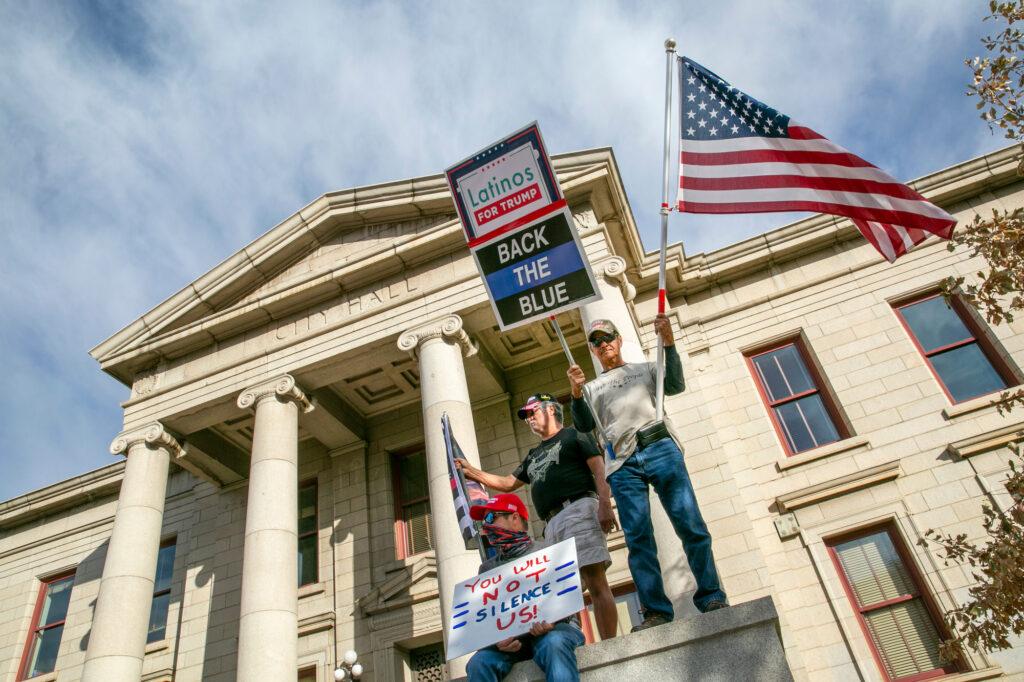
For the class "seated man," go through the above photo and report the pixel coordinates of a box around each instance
[457,393,617,639]
[465,494,584,682]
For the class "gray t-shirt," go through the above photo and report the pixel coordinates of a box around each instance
[571,346,685,477]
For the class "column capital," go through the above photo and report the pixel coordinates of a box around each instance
[397,314,477,360]
[595,256,636,302]
[110,421,184,458]
[237,374,314,412]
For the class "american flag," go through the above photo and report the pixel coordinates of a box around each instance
[677,57,956,262]
[442,413,489,547]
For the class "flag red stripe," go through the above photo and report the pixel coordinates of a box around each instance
[787,126,826,140]
[681,174,928,202]
[682,148,878,168]
[853,220,896,262]
[678,199,956,236]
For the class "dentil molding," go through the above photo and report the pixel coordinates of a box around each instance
[237,374,314,412]
[397,314,478,360]
[110,422,185,458]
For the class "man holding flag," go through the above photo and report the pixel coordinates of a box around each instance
[569,317,728,630]
[456,393,619,640]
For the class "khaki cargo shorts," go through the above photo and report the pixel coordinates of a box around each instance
[543,496,611,569]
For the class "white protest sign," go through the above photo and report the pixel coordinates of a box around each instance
[445,538,584,661]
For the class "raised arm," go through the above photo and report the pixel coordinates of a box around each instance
[655,314,685,395]
[567,364,596,431]
[454,459,523,493]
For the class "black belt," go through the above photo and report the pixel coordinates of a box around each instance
[543,491,598,523]
[636,421,671,450]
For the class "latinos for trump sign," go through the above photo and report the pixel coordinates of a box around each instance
[445,538,584,661]
[445,122,563,243]
[445,123,601,330]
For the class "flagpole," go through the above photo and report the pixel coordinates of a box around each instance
[548,315,617,461]
[655,37,677,423]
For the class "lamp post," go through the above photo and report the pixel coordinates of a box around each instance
[334,650,362,680]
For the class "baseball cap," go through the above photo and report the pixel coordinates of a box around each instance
[516,392,557,419]
[587,319,619,341]
[469,493,529,521]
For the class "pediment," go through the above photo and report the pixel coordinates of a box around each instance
[90,149,636,385]
[236,213,454,309]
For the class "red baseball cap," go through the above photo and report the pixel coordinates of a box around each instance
[469,493,529,521]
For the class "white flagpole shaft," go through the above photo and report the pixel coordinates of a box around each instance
[655,38,677,423]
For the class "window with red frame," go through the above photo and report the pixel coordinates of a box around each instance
[578,584,643,643]
[298,480,318,586]
[894,293,1013,403]
[828,526,959,681]
[747,339,845,455]
[147,538,176,643]
[393,448,433,558]
[18,571,75,680]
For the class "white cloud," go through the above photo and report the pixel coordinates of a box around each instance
[0,0,1006,499]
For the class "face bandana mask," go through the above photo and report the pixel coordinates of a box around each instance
[482,523,531,557]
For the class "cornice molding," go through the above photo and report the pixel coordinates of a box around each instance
[397,314,477,360]
[110,422,185,458]
[237,374,314,412]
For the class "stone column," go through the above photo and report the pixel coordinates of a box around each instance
[235,375,313,680]
[580,256,645,372]
[83,423,180,682]
[398,314,483,677]
[580,257,700,617]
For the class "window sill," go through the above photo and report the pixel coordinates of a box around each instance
[299,581,326,600]
[943,386,1022,420]
[777,436,870,471]
[23,674,56,682]
[943,667,1003,682]
[145,640,169,655]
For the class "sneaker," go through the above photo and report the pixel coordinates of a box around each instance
[630,612,671,632]
[703,600,729,612]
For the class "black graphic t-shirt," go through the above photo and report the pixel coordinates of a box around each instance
[512,427,600,520]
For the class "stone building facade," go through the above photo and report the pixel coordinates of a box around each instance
[1,145,1023,681]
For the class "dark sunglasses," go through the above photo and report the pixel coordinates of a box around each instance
[589,333,618,347]
[483,511,513,524]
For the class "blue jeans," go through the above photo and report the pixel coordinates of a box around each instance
[608,437,726,616]
[466,623,584,682]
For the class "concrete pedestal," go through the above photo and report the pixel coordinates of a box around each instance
[454,597,793,682]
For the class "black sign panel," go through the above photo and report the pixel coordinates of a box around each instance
[473,209,599,329]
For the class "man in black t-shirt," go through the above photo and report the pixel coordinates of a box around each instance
[457,393,618,640]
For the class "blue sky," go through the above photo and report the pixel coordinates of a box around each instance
[0,1,1009,500]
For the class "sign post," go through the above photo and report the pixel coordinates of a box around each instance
[446,122,601,330]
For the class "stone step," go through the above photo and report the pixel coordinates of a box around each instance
[453,595,793,681]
